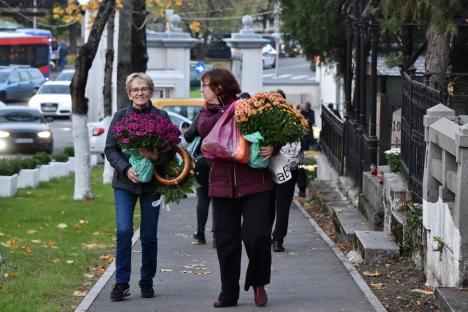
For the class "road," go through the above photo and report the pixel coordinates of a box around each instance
[263,56,316,84]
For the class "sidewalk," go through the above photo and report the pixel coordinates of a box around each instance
[79,195,385,312]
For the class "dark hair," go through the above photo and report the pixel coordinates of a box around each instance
[201,68,241,102]
[239,92,251,99]
[276,89,286,99]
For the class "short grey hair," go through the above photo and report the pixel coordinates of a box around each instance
[125,72,155,93]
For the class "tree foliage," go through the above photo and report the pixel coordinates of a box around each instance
[280,0,347,75]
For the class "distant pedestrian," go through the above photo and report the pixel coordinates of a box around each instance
[104,73,175,301]
[299,102,316,150]
[198,68,273,308]
[184,112,214,247]
[269,90,304,252]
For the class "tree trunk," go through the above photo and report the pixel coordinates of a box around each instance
[425,7,450,89]
[103,9,116,184]
[71,0,114,200]
[132,0,148,73]
[117,0,134,109]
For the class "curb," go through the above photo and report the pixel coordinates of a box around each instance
[293,198,387,312]
[74,229,141,312]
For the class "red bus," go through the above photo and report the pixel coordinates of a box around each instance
[0,32,50,78]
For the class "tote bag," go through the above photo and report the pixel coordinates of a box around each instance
[201,102,249,164]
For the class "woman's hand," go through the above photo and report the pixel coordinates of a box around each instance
[260,145,274,160]
[139,148,160,160]
[126,167,140,183]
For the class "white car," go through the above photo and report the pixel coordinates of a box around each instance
[88,111,192,156]
[28,81,71,117]
[262,44,278,69]
[56,69,75,81]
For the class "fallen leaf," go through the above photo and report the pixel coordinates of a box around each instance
[84,273,94,279]
[92,232,100,235]
[73,290,87,297]
[4,272,17,279]
[82,243,106,250]
[66,260,74,264]
[22,244,32,255]
[49,258,60,263]
[411,288,433,295]
[363,271,383,277]
[288,252,299,256]
[31,239,41,244]
[79,219,88,224]
[0,232,4,236]
[99,255,114,264]
[160,269,173,272]
[15,224,22,228]
[90,266,107,275]
[26,229,37,234]
[57,223,68,229]
[1,239,18,249]
[371,283,387,290]
[46,240,55,248]
[60,211,65,215]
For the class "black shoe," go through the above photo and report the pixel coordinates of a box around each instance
[193,232,206,245]
[272,240,285,252]
[141,285,155,298]
[213,300,238,308]
[298,190,306,198]
[110,283,130,301]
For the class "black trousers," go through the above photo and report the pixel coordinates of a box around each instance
[195,157,212,234]
[212,190,272,303]
[269,169,298,243]
[296,167,307,193]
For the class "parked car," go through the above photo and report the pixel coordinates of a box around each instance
[0,106,53,154]
[152,98,204,121]
[28,81,71,118]
[0,100,5,108]
[262,44,278,69]
[56,69,75,81]
[88,111,192,156]
[0,66,45,102]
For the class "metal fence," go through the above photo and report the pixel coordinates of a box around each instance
[400,72,444,201]
[320,104,344,175]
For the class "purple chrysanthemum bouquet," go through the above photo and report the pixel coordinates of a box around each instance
[113,112,181,182]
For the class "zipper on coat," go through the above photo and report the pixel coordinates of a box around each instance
[233,162,237,197]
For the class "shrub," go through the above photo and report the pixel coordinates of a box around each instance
[0,159,21,176]
[52,153,69,162]
[63,146,74,157]
[16,157,39,170]
[33,152,51,165]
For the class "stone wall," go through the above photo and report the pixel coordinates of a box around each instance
[423,104,468,287]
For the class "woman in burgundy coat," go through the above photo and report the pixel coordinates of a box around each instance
[197,69,274,308]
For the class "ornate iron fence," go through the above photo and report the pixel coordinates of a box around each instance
[320,104,344,175]
[401,72,444,201]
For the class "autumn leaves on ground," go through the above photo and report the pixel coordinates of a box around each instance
[300,195,438,312]
[0,167,130,312]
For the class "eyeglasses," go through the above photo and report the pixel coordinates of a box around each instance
[130,87,151,94]
[201,83,212,88]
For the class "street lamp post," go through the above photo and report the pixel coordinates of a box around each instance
[274,0,280,79]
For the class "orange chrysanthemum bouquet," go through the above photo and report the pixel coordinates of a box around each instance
[235,92,308,146]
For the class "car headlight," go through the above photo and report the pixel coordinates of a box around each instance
[37,130,51,139]
[0,130,9,138]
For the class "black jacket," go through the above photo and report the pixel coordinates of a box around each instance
[104,102,175,195]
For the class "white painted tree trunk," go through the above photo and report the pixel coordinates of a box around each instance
[72,114,93,200]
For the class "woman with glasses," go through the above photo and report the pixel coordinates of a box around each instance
[104,72,175,301]
[197,68,274,308]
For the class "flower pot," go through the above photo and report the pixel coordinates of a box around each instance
[0,174,18,197]
[68,157,75,172]
[39,164,51,182]
[18,168,40,189]
[50,161,68,178]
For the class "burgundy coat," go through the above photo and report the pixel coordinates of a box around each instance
[197,98,273,198]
